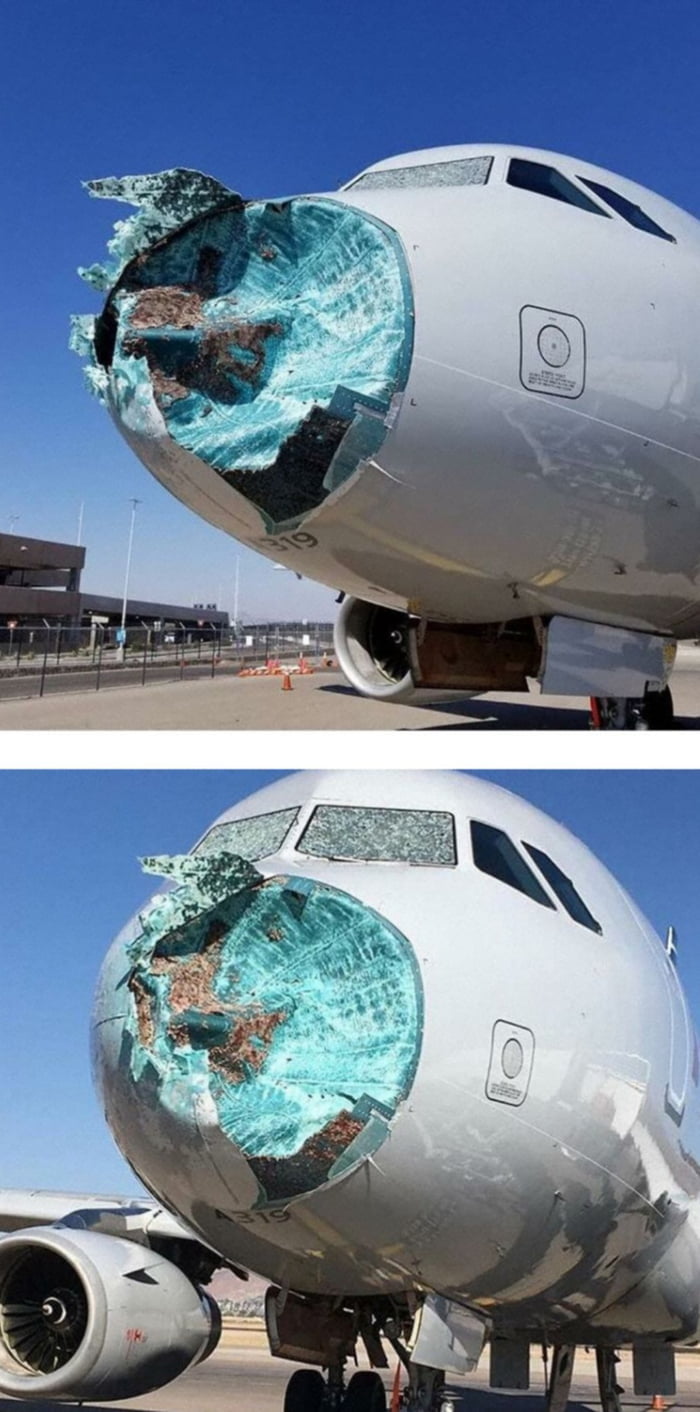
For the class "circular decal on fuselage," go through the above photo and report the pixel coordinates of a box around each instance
[537,324,571,368]
[520,306,586,398]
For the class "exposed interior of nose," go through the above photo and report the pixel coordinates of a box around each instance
[123,849,423,1207]
[76,173,414,532]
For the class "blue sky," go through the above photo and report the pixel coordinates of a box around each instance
[3,0,700,618]
[2,768,699,1194]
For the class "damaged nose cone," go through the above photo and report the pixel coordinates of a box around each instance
[96,849,423,1207]
[72,169,414,531]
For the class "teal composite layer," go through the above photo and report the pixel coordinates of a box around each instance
[122,851,424,1205]
[72,169,415,532]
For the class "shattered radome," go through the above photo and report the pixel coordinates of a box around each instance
[123,850,423,1205]
[129,972,157,1049]
[207,1010,288,1086]
[72,168,414,531]
[248,1112,365,1202]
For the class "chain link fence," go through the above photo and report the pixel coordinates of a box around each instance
[0,622,335,702]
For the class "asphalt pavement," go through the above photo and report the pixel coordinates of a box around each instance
[2,1341,698,1412]
[2,646,700,730]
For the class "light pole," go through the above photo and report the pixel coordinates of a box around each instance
[7,515,19,535]
[233,557,240,631]
[117,498,141,662]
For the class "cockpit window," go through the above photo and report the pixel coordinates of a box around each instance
[297,805,456,865]
[507,158,609,217]
[349,156,493,191]
[523,843,603,934]
[194,807,299,861]
[577,176,675,242]
[470,821,555,909]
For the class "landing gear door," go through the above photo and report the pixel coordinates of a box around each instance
[409,1295,488,1375]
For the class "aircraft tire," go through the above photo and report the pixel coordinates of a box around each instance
[283,1369,325,1412]
[590,690,675,729]
[642,686,674,729]
[343,1371,387,1412]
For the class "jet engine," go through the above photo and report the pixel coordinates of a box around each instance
[334,596,543,700]
[0,1226,220,1401]
[333,597,415,700]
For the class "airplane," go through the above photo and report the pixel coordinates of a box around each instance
[71,145,700,729]
[1,770,699,1412]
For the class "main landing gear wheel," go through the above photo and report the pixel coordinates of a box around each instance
[283,1369,325,1412]
[343,1371,388,1412]
[641,685,674,729]
[590,687,674,730]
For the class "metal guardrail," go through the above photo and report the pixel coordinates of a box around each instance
[0,624,335,703]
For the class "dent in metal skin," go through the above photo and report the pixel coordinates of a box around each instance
[121,851,423,1206]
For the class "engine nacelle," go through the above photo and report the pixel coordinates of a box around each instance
[333,597,530,702]
[0,1226,220,1401]
[333,597,416,701]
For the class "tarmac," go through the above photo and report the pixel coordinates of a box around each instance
[1,646,700,730]
[4,1337,700,1412]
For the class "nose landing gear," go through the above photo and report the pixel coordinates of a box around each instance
[344,1371,388,1412]
[545,1346,575,1412]
[590,686,674,730]
[283,1369,326,1412]
[272,1293,459,1412]
[283,1365,387,1412]
[596,1348,624,1412]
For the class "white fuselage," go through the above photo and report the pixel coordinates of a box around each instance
[326,152,700,634]
[84,145,700,642]
[93,772,700,1344]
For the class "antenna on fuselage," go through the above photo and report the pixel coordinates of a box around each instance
[665,924,678,965]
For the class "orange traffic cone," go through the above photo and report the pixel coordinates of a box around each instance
[390,1359,402,1412]
[650,1398,666,1411]
[282,671,293,691]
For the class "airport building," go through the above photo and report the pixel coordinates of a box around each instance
[0,531,229,637]
[0,532,84,622]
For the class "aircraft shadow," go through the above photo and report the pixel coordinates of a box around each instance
[321,685,696,730]
[407,699,586,731]
[455,1397,596,1412]
[419,701,697,731]
[0,1401,600,1412]
[0,1404,168,1412]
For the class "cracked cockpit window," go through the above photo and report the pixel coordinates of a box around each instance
[297,806,456,865]
[349,156,493,190]
[194,807,299,861]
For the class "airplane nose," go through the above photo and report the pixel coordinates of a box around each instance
[100,852,423,1207]
[76,178,414,531]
